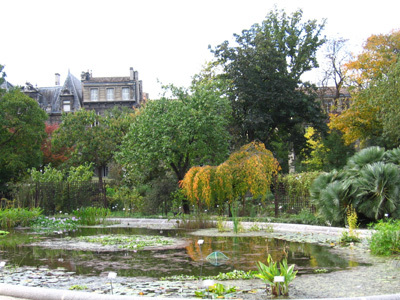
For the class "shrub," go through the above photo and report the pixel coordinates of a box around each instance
[0,208,42,229]
[73,207,110,226]
[369,219,400,256]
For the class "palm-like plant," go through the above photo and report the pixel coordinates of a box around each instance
[345,146,385,176]
[384,147,400,165]
[310,170,349,226]
[317,180,350,226]
[352,162,400,220]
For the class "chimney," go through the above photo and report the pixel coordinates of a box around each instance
[55,73,60,86]
[130,67,134,81]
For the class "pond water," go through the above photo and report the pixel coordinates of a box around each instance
[0,227,364,278]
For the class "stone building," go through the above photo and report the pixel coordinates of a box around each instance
[317,86,351,115]
[22,71,83,124]
[22,67,145,123]
[80,67,144,115]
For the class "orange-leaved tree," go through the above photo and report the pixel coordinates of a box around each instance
[180,141,280,213]
[330,29,400,147]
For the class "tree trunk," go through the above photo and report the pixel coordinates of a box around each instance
[97,166,106,207]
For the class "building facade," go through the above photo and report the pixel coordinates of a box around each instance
[81,67,144,115]
[22,67,145,123]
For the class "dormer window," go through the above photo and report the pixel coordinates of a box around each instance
[63,100,71,112]
[91,88,98,101]
[106,88,114,101]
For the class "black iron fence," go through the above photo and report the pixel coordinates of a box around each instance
[11,181,107,215]
[272,182,315,217]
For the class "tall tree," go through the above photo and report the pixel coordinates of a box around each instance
[211,8,327,164]
[52,107,133,187]
[0,89,47,194]
[318,38,351,100]
[330,30,400,148]
[117,81,231,213]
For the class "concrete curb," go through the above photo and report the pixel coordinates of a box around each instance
[0,283,197,300]
[0,283,399,300]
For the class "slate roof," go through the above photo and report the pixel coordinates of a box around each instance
[33,71,82,113]
[0,80,14,91]
[84,77,131,83]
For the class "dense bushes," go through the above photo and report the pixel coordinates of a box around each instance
[310,146,400,226]
[369,219,400,255]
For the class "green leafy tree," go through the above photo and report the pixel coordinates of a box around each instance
[300,128,355,172]
[211,8,327,166]
[67,163,94,182]
[30,165,63,183]
[117,82,231,213]
[52,107,133,187]
[0,89,47,194]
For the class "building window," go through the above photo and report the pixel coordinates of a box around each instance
[107,88,114,100]
[63,101,71,112]
[90,89,98,101]
[122,87,130,100]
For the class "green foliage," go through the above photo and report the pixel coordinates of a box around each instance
[0,208,42,229]
[73,207,110,226]
[117,80,231,213]
[53,108,132,184]
[352,162,400,220]
[78,234,174,250]
[67,163,94,182]
[231,201,241,234]
[175,213,215,230]
[256,254,297,296]
[301,128,355,172]
[30,165,64,183]
[217,216,229,232]
[161,270,256,281]
[30,215,79,232]
[369,219,400,256]
[211,8,327,164]
[0,230,9,237]
[0,89,47,192]
[278,172,320,200]
[107,185,144,215]
[311,146,400,225]
[195,283,237,299]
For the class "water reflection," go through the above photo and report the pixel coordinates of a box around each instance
[0,227,363,278]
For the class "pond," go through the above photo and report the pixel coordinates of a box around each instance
[0,227,364,278]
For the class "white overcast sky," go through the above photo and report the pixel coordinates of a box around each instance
[2,0,400,98]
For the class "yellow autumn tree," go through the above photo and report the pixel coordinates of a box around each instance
[180,141,280,211]
[330,29,400,147]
